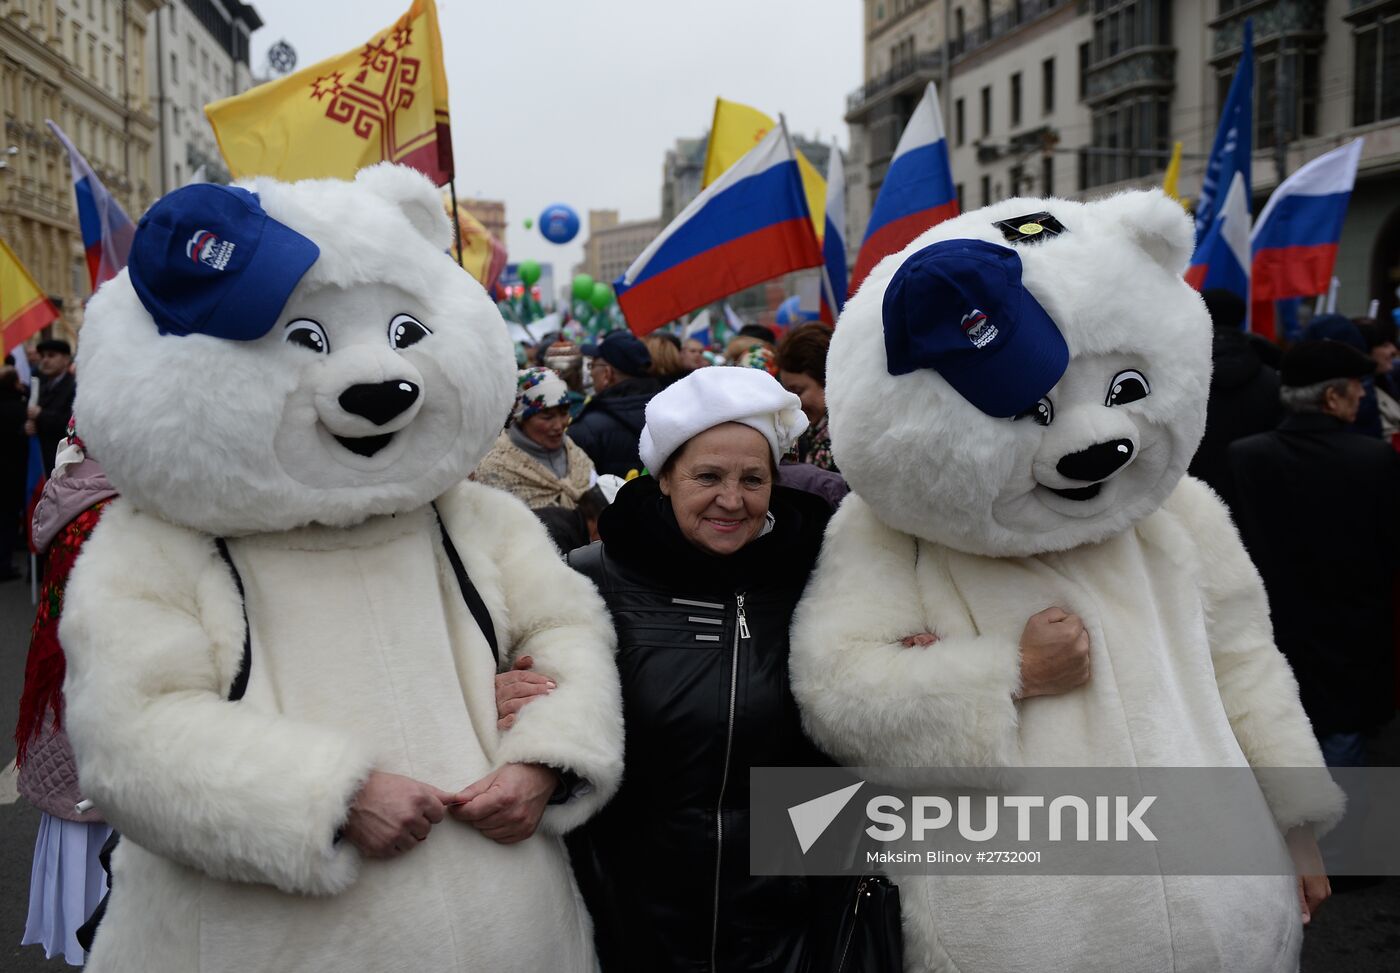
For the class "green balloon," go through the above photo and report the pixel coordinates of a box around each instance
[518,259,541,287]
[523,217,533,229]
[589,281,614,310]
[572,273,594,300]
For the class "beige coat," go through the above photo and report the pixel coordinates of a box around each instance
[474,431,594,510]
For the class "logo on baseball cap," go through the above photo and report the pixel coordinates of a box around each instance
[129,184,320,342]
[882,238,1068,418]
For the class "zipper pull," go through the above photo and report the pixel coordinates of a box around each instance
[736,594,750,640]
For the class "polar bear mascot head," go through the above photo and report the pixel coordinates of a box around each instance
[74,163,515,537]
[827,190,1211,557]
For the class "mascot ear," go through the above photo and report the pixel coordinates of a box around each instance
[1112,189,1195,276]
[354,163,453,251]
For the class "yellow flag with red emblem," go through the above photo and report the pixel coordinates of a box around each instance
[206,0,453,184]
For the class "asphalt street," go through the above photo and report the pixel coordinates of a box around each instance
[0,560,1397,970]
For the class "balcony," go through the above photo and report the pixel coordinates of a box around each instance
[1084,47,1177,105]
[847,50,945,120]
[847,0,1074,120]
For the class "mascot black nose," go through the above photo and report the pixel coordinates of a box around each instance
[1056,439,1134,482]
[338,381,420,426]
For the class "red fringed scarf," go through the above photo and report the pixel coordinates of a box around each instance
[14,498,114,766]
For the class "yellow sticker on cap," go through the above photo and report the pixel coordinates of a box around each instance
[1018,222,1044,235]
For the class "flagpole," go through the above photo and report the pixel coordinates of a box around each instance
[448,181,464,268]
[777,113,834,318]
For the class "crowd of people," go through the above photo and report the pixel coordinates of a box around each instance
[7,290,1399,970]
[1186,292,1400,770]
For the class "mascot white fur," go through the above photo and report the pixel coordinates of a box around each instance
[790,191,1344,972]
[60,164,622,972]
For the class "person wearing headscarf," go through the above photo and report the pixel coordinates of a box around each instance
[474,367,595,510]
[508,367,839,970]
[15,421,119,965]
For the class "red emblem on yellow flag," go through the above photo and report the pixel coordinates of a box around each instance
[206,0,452,185]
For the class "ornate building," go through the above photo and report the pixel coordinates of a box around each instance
[2,0,162,344]
[845,0,1400,318]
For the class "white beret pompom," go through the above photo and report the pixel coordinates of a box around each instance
[638,366,809,473]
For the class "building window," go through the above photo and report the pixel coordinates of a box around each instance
[956,182,964,209]
[980,85,991,137]
[170,52,178,85]
[1217,41,1321,150]
[1043,57,1055,115]
[981,174,992,207]
[955,7,965,48]
[1011,72,1022,129]
[1042,154,1054,195]
[1354,9,1400,127]
[955,97,965,146]
[1086,94,1170,187]
[1078,42,1090,101]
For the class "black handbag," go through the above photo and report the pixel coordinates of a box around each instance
[814,873,903,973]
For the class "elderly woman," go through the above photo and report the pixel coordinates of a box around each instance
[475,367,595,509]
[542,367,834,970]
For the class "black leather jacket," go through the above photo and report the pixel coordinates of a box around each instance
[566,476,834,973]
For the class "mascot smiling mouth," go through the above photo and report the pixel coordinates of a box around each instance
[1045,482,1102,501]
[334,432,395,457]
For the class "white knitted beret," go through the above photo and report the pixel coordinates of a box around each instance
[638,366,809,473]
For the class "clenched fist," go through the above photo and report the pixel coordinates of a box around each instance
[1016,607,1090,699]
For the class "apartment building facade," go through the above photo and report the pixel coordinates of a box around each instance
[847,0,1400,318]
[147,0,261,192]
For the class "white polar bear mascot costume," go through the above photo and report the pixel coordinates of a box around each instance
[60,164,622,973]
[790,191,1344,972]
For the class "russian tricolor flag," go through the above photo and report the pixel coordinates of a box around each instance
[820,141,847,323]
[848,82,959,296]
[615,123,821,336]
[46,120,135,292]
[1251,138,1363,303]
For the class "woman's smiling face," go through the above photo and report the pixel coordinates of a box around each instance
[658,422,774,557]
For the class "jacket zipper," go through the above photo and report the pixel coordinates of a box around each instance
[710,592,747,973]
[835,878,870,973]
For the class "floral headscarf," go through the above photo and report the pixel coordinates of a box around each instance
[513,366,572,423]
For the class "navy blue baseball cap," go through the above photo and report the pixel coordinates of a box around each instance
[128,184,320,341]
[882,238,1068,418]
[582,330,652,377]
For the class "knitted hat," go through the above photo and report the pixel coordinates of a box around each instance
[513,367,571,422]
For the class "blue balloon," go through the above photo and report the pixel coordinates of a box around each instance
[538,203,580,244]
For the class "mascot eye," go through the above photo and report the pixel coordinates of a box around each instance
[389,314,432,350]
[284,319,328,354]
[1014,397,1054,427]
[1106,370,1150,407]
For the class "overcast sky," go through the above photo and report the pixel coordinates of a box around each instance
[250,0,863,281]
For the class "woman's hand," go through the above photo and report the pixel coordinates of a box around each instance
[447,763,559,844]
[495,655,555,730]
[1286,826,1331,924]
[343,771,452,858]
[1016,607,1091,699]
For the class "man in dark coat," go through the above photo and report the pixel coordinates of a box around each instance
[25,339,76,476]
[1187,290,1282,513]
[569,331,662,476]
[1228,340,1400,766]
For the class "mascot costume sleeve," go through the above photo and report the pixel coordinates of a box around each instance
[789,191,1346,973]
[58,164,623,973]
